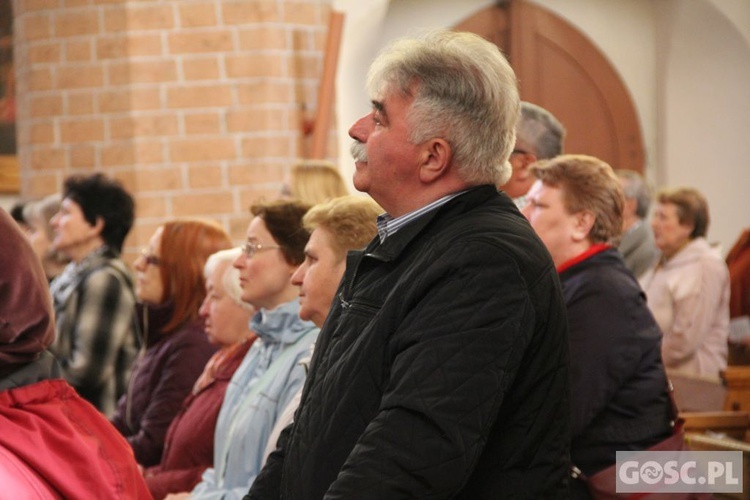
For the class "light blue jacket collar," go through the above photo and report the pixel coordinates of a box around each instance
[251,299,315,345]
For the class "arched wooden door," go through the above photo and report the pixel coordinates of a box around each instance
[455,1,645,172]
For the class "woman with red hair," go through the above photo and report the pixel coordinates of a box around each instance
[110,218,232,467]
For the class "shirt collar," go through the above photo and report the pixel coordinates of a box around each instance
[377,190,467,243]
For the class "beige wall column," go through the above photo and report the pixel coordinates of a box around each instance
[13,0,334,259]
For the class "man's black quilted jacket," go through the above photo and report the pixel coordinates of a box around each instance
[249,185,571,499]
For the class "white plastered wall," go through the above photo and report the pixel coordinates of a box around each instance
[531,0,750,251]
[654,0,750,253]
[333,0,750,252]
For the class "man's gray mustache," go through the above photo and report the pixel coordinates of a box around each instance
[350,141,368,162]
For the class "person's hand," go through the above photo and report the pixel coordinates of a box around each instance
[164,493,191,500]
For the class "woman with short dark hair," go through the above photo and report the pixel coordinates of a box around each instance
[523,155,672,498]
[186,200,319,499]
[49,173,139,415]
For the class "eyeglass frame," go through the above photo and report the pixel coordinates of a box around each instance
[241,240,282,258]
[140,248,161,267]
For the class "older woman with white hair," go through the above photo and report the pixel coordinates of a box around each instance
[22,194,70,282]
[143,248,257,499]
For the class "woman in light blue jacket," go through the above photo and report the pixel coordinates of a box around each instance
[186,201,319,500]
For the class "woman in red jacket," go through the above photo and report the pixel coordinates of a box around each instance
[0,207,150,498]
[726,229,750,363]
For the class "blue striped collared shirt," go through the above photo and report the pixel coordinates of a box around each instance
[376,190,467,243]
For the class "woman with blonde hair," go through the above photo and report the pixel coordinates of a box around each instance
[110,218,232,467]
[280,160,349,205]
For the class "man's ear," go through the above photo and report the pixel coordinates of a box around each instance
[572,210,595,242]
[418,138,452,183]
[519,153,538,171]
[514,153,539,184]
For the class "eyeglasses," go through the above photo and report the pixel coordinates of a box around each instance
[511,149,529,156]
[241,241,281,258]
[140,248,161,267]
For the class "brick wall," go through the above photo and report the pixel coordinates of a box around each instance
[13,0,335,262]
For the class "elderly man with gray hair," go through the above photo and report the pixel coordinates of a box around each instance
[247,29,570,499]
[616,169,659,278]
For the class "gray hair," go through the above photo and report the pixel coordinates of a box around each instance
[517,102,565,159]
[203,247,253,311]
[23,194,61,242]
[616,169,652,219]
[366,29,520,186]
[23,194,70,266]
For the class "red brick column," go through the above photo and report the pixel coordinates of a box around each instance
[13,0,333,258]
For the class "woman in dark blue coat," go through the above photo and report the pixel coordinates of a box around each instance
[523,154,673,499]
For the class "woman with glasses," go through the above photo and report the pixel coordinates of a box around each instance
[181,200,318,499]
[110,218,232,468]
[143,248,257,499]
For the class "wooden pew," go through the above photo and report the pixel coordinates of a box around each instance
[669,369,727,412]
[684,432,750,500]
[722,366,750,412]
[681,411,750,441]
[652,370,750,498]
[682,412,750,499]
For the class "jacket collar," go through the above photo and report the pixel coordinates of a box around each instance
[251,298,316,345]
[138,301,178,346]
[364,185,501,263]
[619,220,651,254]
[659,237,718,269]
[50,246,131,309]
[556,244,612,274]
[0,351,61,391]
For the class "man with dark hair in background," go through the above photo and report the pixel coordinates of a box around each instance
[500,101,566,210]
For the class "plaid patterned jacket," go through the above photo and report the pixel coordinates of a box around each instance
[49,246,139,416]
